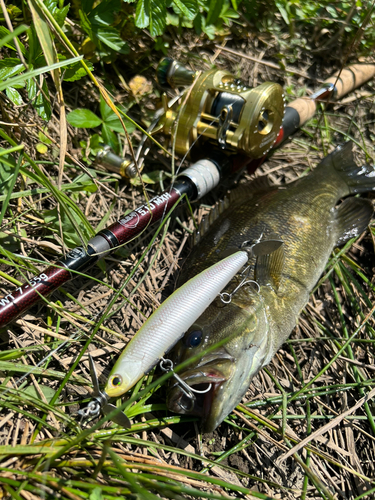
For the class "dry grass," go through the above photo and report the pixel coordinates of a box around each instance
[1,4,375,499]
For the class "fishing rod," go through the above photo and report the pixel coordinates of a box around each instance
[0,59,374,329]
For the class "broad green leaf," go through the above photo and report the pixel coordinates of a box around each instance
[0,25,28,53]
[62,60,93,82]
[100,98,136,133]
[275,0,289,24]
[36,143,48,154]
[201,17,216,40]
[6,87,23,105]
[67,109,102,128]
[0,229,27,252]
[38,131,53,144]
[72,172,98,193]
[33,79,52,121]
[81,0,95,13]
[89,0,121,26]
[44,0,70,27]
[79,8,93,38]
[193,11,202,33]
[0,58,24,81]
[89,487,104,500]
[206,0,223,25]
[149,0,167,36]
[135,0,150,29]
[0,55,83,91]
[96,27,129,53]
[172,0,197,20]
[104,114,136,133]
[102,123,119,152]
[23,385,57,403]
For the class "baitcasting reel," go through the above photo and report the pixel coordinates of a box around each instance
[96,57,286,177]
[154,58,285,161]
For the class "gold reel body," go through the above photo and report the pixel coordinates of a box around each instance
[157,60,285,160]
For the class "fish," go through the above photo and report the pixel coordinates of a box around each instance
[104,250,249,399]
[167,141,375,433]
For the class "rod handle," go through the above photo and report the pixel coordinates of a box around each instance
[325,63,375,100]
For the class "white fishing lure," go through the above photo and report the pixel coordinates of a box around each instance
[104,250,248,397]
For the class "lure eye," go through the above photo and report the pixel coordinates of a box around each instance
[184,329,203,348]
[110,375,123,387]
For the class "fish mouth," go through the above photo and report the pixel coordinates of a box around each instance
[166,357,234,421]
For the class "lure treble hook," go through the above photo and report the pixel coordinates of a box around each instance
[77,354,131,428]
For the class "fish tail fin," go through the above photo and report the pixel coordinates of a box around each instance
[320,141,375,194]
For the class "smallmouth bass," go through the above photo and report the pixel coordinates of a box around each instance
[167,142,375,432]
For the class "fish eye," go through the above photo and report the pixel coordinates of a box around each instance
[110,375,123,387]
[184,329,203,348]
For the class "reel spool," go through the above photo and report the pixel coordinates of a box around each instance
[156,58,285,161]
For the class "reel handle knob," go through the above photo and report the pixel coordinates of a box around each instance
[156,58,196,88]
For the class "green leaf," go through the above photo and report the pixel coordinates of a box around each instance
[38,131,53,144]
[96,27,129,53]
[206,0,223,25]
[36,143,48,154]
[67,109,102,128]
[0,231,23,252]
[23,385,57,403]
[72,171,98,193]
[0,55,83,91]
[102,123,119,152]
[62,60,93,82]
[135,0,150,29]
[172,0,197,20]
[201,17,216,39]
[28,0,59,90]
[79,8,93,38]
[44,0,70,27]
[89,0,121,26]
[149,0,167,36]
[105,114,136,133]
[275,0,289,24]
[6,87,23,105]
[100,98,136,133]
[43,206,91,247]
[89,487,104,500]
[193,11,202,33]
[0,25,28,54]
[33,79,51,121]
[0,58,25,81]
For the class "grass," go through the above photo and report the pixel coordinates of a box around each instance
[1,1,375,499]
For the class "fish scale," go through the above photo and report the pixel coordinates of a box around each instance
[167,142,375,432]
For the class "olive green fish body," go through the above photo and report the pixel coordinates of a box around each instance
[167,143,375,432]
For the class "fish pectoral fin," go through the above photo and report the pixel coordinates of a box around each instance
[335,197,373,245]
[251,238,283,257]
[255,243,285,290]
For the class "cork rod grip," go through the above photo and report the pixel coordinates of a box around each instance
[286,98,317,127]
[325,64,375,100]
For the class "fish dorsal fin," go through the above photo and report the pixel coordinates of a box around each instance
[255,243,285,290]
[335,197,373,245]
[193,196,230,246]
[228,176,272,204]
